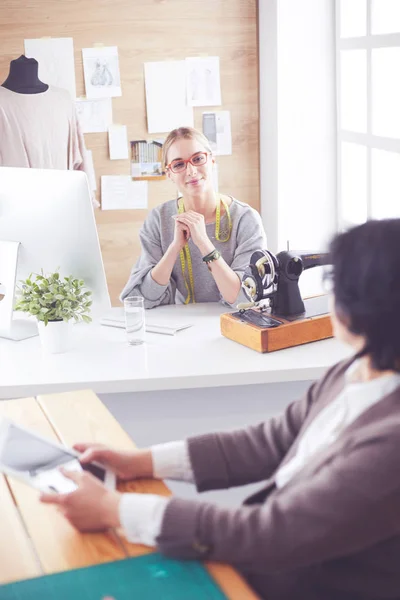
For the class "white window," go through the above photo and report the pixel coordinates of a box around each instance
[337,0,400,227]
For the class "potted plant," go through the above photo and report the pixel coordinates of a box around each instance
[15,271,92,353]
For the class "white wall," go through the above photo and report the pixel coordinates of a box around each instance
[259,0,337,295]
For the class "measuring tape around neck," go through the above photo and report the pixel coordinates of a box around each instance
[215,196,232,242]
[178,198,195,304]
[177,196,232,304]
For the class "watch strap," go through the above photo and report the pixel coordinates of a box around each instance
[202,249,221,263]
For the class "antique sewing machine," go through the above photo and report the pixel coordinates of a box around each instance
[220,249,333,352]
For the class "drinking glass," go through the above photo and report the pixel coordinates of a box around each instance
[124,296,145,345]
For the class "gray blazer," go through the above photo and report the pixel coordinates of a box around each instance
[157,359,400,600]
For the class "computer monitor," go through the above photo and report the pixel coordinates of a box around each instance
[0,167,111,340]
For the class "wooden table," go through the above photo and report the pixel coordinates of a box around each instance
[0,390,259,599]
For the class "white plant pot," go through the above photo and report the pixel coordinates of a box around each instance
[37,320,71,354]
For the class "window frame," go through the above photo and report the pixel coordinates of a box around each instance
[336,0,400,228]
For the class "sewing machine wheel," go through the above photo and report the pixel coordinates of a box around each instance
[242,276,257,299]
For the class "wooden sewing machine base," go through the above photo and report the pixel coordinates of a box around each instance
[220,296,333,353]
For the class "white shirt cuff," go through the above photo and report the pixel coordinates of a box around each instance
[151,440,194,483]
[119,493,169,547]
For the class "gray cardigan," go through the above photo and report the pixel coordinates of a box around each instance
[120,198,267,308]
[157,359,400,600]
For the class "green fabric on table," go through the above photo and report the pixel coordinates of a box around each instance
[0,553,228,599]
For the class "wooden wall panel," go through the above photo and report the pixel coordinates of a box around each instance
[0,0,259,305]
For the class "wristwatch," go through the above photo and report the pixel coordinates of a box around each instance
[202,249,221,270]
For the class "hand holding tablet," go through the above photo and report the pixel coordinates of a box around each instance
[0,419,116,494]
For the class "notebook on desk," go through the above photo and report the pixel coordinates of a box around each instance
[0,553,228,600]
[100,307,193,336]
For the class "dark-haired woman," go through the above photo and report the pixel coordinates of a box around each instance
[42,219,400,600]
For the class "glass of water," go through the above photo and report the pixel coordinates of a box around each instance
[124,296,145,345]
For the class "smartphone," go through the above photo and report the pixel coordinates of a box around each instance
[0,419,116,494]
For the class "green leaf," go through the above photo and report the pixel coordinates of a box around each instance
[16,269,92,324]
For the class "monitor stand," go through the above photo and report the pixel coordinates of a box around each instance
[0,318,38,341]
[0,240,39,341]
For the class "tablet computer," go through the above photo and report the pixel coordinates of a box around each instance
[0,418,116,494]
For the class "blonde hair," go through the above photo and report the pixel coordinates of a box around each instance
[162,127,212,168]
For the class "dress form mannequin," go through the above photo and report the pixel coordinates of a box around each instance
[0,55,98,206]
[1,55,48,94]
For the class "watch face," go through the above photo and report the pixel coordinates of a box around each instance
[204,249,221,266]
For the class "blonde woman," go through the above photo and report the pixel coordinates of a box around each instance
[120,127,266,308]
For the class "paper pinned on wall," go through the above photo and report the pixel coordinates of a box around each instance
[186,57,222,107]
[202,111,232,156]
[108,125,129,160]
[75,97,113,133]
[212,162,219,193]
[144,61,194,134]
[101,176,148,210]
[24,37,76,99]
[82,46,122,98]
[130,181,148,209]
[85,150,97,192]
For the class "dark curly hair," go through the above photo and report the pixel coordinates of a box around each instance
[329,219,400,372]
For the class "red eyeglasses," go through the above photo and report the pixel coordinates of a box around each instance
[166,152,209,174]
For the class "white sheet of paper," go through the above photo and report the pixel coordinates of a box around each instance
[186,57,222,107]
[85,150,97,191]
[101,307,193,335]
[101,176,148,210]
[203,111,232,155]
[144,61,194,134]
[130,181,148,208]
[82,46,122,98]
[24,37,76,99]
[212,162,219,192]
[75,97,112,133]
[108,125,129,160]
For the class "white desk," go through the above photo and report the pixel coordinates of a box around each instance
[0,303,350,400]
[0,303,351,506]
